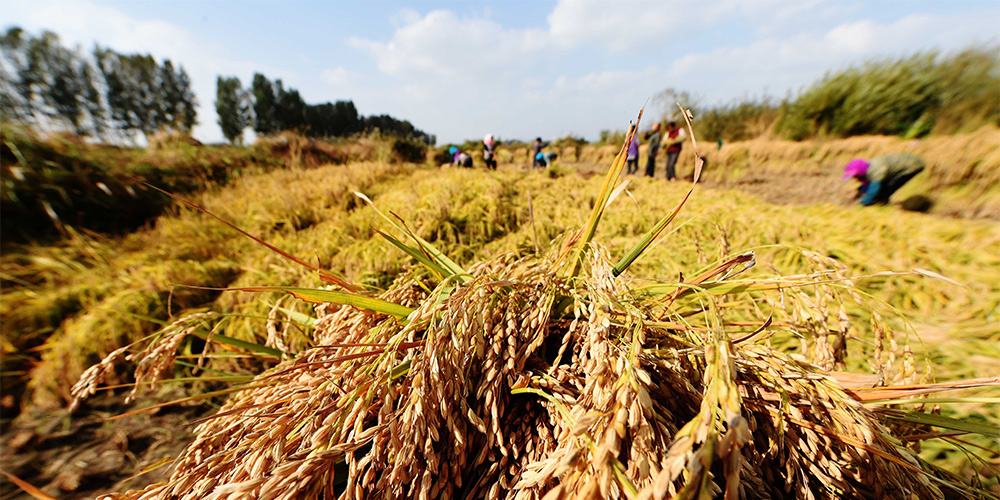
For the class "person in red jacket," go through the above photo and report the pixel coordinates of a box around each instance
[663,122,686,181]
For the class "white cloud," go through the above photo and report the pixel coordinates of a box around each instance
[350,9,550,80]
[543,0,843,51]
[823,19,879,54]
[321,67,359,87]
[739,0,857,36]
[667,10,1000,103]
[546,0,725,50]
[391,8,423,27]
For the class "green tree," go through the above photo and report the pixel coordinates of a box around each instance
[79,63,107,138]
[250,73,276,135]
[273,80,306,131]
[95,49,143,139]
[304,100,359,137]
[1,29,100,134]
[45,43,86,133]
[162,62,197,132]
[215,76,249,144]
[128,54,160,137]
[361,114,433,144]
[94,47,197,140]
[0,27,29,123]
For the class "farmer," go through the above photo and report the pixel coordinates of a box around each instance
[530,138,548,169]
[483,134,498,170]
[626,125,640,175]
[843,153,925,206]
[449,146,473,168]
[662,121,686,181]
[535,151,558,168]
[642,122,662,177]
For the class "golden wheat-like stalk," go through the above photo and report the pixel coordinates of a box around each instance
[98,243,946,500]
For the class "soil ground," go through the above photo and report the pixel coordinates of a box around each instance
[558,158,936,214]
[1,389,208,500]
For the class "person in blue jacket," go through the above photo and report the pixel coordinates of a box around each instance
[843,154,925,206]
[535,151,558,168]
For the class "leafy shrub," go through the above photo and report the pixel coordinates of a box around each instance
[552,135,588,161]
[641,45,998,143]
[597,129,627,147]
[433,146,455,165]
[778,46,999,139]
[389,138,428,164]
[696,97,780,142]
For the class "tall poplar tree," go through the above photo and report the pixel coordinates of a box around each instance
[215,76,249,144]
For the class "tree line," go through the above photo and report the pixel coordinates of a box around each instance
[0,27,197,141]
[215,73,435,145]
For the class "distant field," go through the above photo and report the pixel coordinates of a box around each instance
[527,126,1000,218]
[1,132,998,498]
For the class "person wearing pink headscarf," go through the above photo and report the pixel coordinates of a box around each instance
[843,154,925,206]
[483,134,497,170]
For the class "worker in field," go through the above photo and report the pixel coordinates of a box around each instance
[483,134,498,170]
[625,124,640,175]
[535,151,558,168]
[449,146,473,168]
[662,121,686,180]
[642,122,662,177]
[531,137,548,169]
[843,153,925,206]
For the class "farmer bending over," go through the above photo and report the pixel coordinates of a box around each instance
[843,153,925,206]
[531,138,548,169]
[450,146,473,168]
[535,151,558,168]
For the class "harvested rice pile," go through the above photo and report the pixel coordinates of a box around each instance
[101,246,945,500]
[113,252,941,499]
[89,111,991,500]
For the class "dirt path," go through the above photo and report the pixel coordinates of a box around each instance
[703,169,848,207]
[558,159,948,216]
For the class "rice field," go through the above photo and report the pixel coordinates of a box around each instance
[1,127,998,499]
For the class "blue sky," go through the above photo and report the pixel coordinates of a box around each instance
[5,0,998,144]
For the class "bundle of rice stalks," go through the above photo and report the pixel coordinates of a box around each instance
[85,108,997,500]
